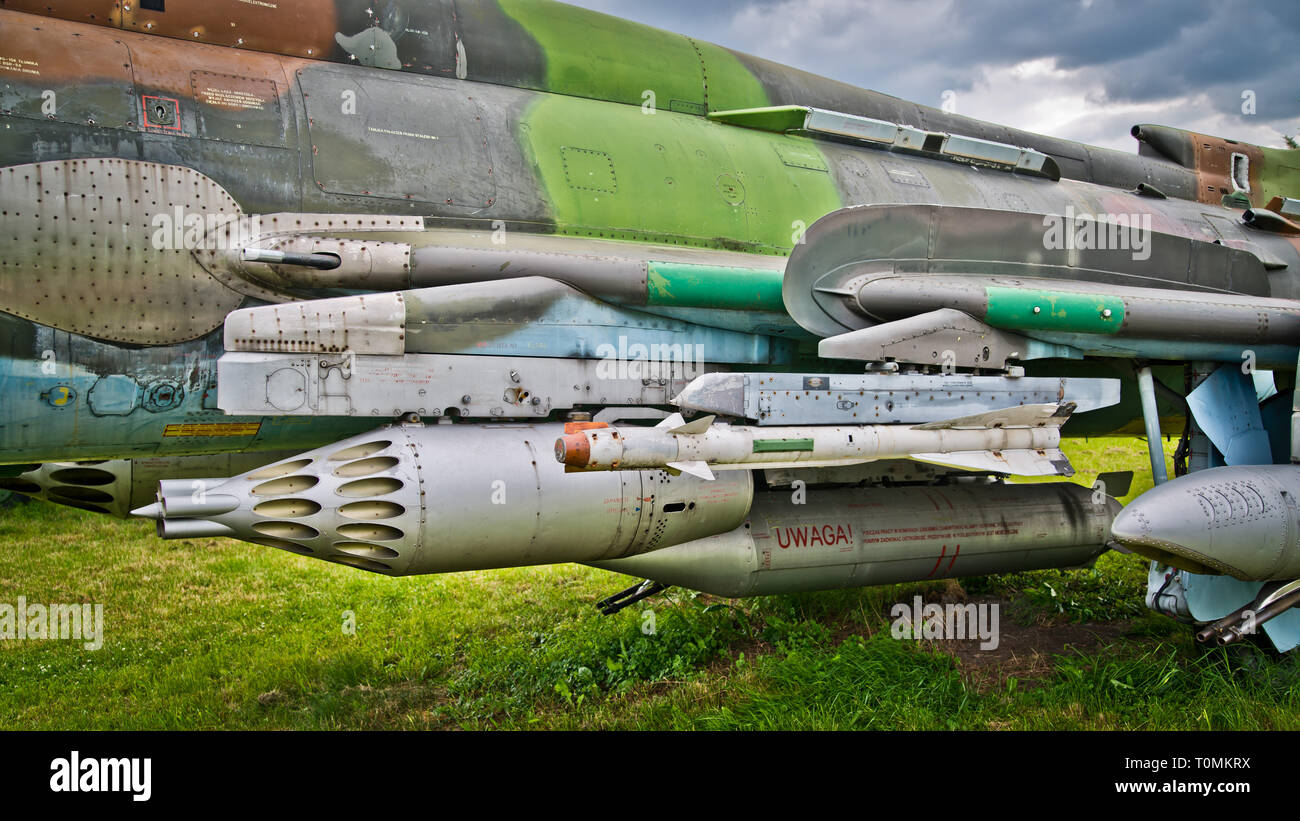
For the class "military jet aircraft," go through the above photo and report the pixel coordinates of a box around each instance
[2,0,1298,649]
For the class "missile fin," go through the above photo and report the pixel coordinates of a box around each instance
[666,460,715,481]
[909,447,1075,477]
[913,402,1075,431]
[655,412,687,430]
[1096,470,1134,497]
[668,414,716,435]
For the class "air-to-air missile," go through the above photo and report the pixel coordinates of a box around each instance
[554,404,1077,480]
[3,0,1300,646]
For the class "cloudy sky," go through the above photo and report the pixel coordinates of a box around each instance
[568,0,1299,152]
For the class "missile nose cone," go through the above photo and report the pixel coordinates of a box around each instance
[554,433,590,467]
[131,502,162,520]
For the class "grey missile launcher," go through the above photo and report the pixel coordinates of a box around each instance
[134,420,754,575]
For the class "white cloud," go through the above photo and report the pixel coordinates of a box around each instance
[949,58,1293,150]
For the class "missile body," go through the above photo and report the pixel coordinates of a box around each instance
[134,422,753,575]
[555,404,1075,479]
[591,482,1118,597]
[1111,464,1300,581]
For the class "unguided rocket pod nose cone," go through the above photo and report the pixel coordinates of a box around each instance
[131,502,162,520]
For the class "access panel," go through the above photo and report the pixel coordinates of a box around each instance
[298,64,495,210]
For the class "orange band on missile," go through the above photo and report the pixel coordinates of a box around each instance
[555,433,591,467]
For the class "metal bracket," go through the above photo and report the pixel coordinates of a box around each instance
[596,580,668,615]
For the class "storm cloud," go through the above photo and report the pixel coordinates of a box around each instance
[570,0,1299,151]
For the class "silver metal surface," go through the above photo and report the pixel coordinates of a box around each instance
[556,403,1077,478]
[1113,464,1300,581]
[591,481,1116,597]
[0,160,246,344]
[672,371,1119,425]
[1136,366,1169,485]
[217,351,712,418]
[817,309,1043,369]
[223,292,408,356]
[136,422,754,575]
[0,451,296,518]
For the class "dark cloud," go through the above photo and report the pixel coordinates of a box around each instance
[567,0,1300,146]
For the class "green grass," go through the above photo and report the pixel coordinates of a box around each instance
[2,437,1298,730]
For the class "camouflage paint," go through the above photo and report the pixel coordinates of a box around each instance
[517,93,842,253]
[496,0,769,114]
[2,0,1298,470]
[1257,146,1300,207]
[0,0,1242,205]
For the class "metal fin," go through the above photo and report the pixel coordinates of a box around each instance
[1186,365,1272,466]
[913,402,1073,431]
[909,447,1074,477]
[668,414,715,435]
[666,460,715,481]
[655,412,687,430]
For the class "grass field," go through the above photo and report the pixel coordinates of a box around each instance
[2,437,1298,730]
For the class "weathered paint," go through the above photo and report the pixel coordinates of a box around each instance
[985,287,1125,335]
[517,92,842,252]
[0,0,1257,205]
[1258,145,1300,207]
[1,0,1297,471]
[496,0,769,113]
[645,261,785,311]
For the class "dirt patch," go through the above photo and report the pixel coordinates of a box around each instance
[897,594,1142,691]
